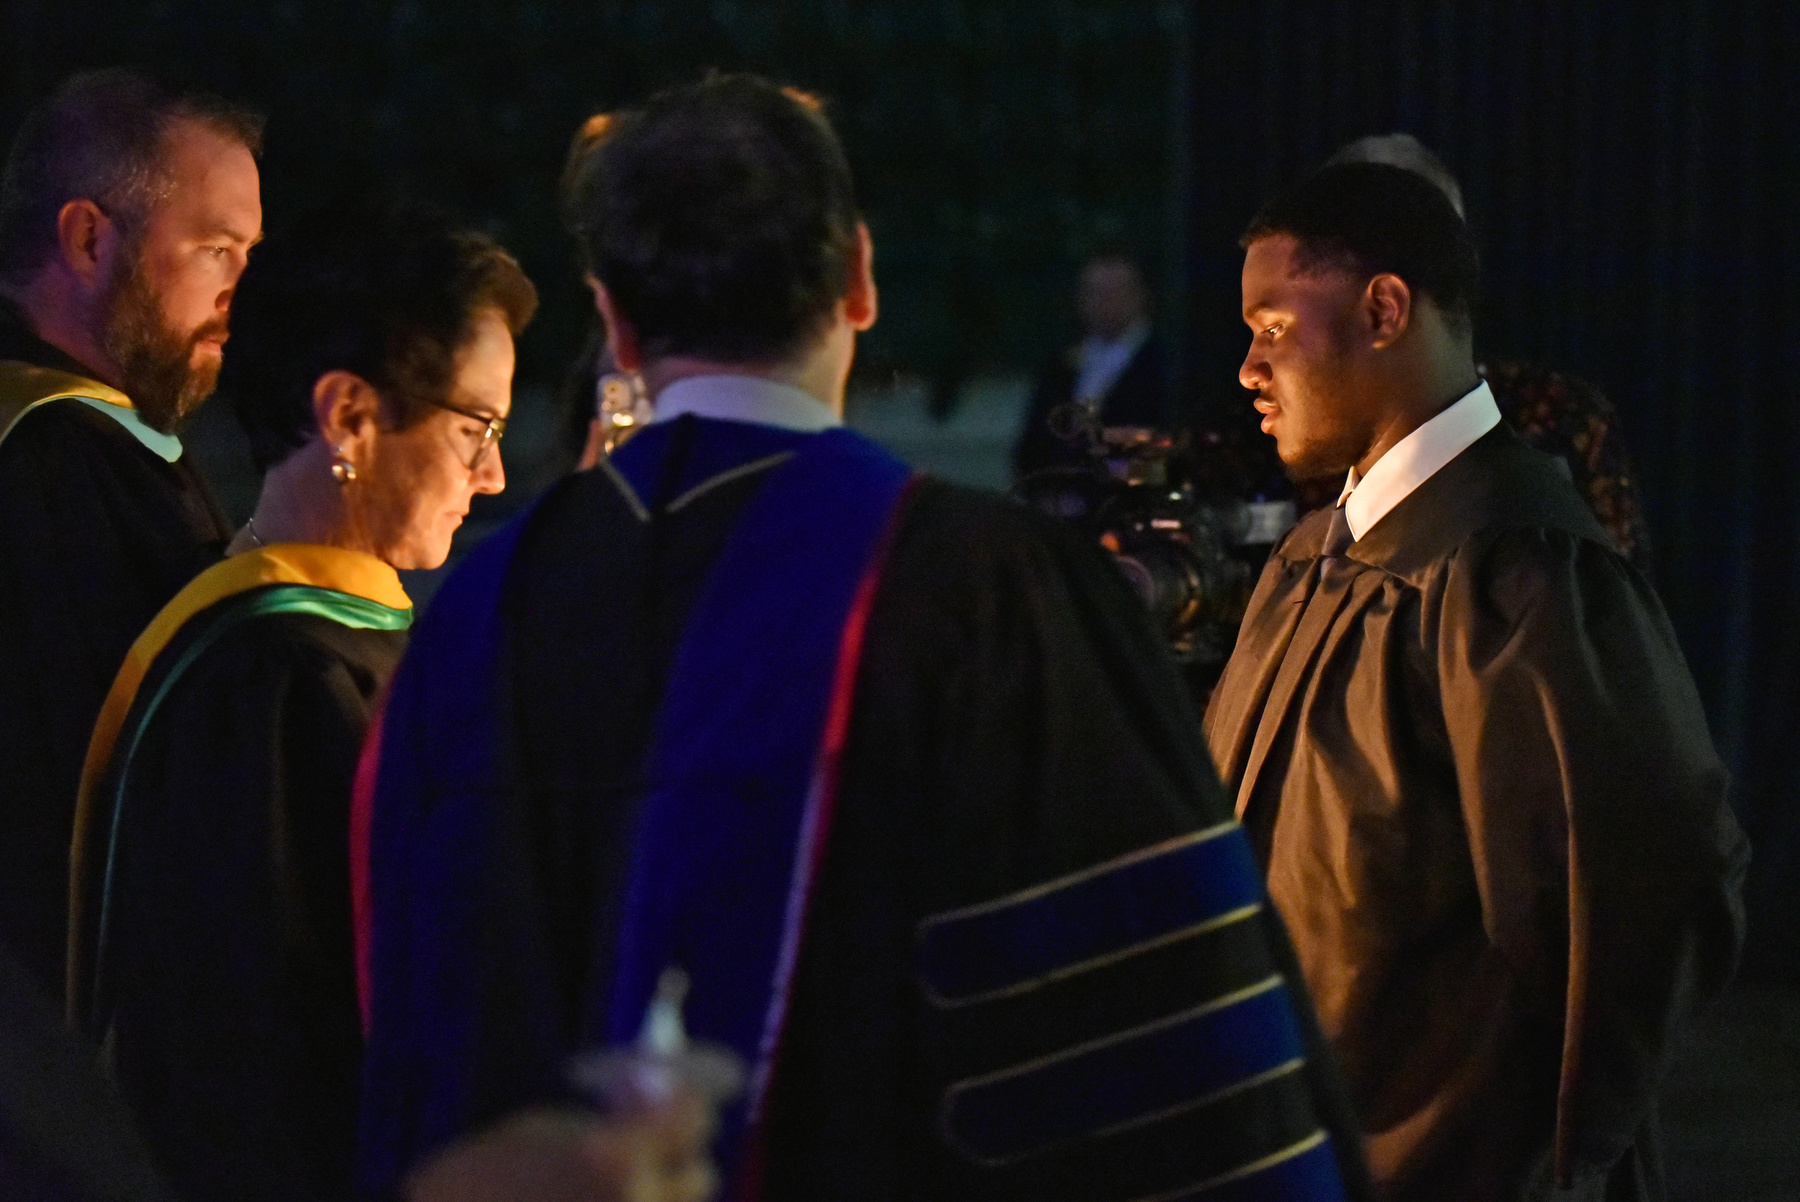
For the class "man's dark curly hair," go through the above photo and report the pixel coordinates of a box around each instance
[219,199,537,473]
[1241,162,1480,333]
[564,74,860,364]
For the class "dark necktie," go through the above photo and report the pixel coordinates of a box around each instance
[1319,503,1354,579]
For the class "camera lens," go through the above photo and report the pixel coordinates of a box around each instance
[1113,542,1203,634]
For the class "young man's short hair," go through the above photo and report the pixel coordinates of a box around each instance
[565,73,860,364]
[1325,133,1466,219]
[0,69,264,285]
[220,200,537,473]
[1241,161,1480,332]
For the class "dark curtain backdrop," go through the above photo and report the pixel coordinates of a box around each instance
[0,0,1178,397]
[1181,0,1800,980]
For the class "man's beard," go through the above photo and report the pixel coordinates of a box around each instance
[1277,416,1364,483]
[96,251,225,435]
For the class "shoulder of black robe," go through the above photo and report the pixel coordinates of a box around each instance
[1387,452,1747,1190]
[0,398,229,992]
[766,478,1369,1200]
[104,609,403,1202]
[1483,358,1655,573]
[1340,421,1610,577]
[496,462,1373,1201]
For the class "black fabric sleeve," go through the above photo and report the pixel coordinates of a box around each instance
[764,483,1373,1201]
[1434,526,1747,1189]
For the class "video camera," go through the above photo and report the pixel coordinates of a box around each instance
[1012,404,1294,670]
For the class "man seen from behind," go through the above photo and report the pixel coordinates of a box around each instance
[357,76,1372,1202]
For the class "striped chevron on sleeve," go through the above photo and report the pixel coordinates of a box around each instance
[916,823,1348,1199]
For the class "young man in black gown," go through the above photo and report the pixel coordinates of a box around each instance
[1207,163,1746,1201]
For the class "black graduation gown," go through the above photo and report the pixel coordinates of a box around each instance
[0,305,229,991]
[385,417,1371,1200]
[102,609,405,1201]
[1204,425,1748,1201]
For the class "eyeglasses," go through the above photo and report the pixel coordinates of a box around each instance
[417,396,507,470]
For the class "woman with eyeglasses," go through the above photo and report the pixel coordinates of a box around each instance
[66,200,535,1202]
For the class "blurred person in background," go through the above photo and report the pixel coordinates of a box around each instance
[0,69,261,994]
[65,200,533,1201]
[357,75,1372,1202]
[558,325,651,473]
[1014,248,1169,477]
[557,113,652,475]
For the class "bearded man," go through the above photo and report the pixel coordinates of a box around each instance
[0,69,262,992]
[1204,163,1746,1201]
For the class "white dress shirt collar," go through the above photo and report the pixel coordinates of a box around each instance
[1338,380,1501,540]
[652,373,841,433]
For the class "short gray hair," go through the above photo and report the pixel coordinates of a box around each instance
[1326,133,1464,219]
[0,69,264,285]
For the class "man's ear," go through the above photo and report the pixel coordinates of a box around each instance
[589,278,643,373]
[311,370,385,464]
[55,199,116,287]
[1365,274,1413,349]
[843,222,877,331]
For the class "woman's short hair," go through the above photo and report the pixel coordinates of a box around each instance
[221,200,537,472]
[564,74,859,365]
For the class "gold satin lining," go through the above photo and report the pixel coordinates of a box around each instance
[0,360,133,445]
[66,544,410,1007]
